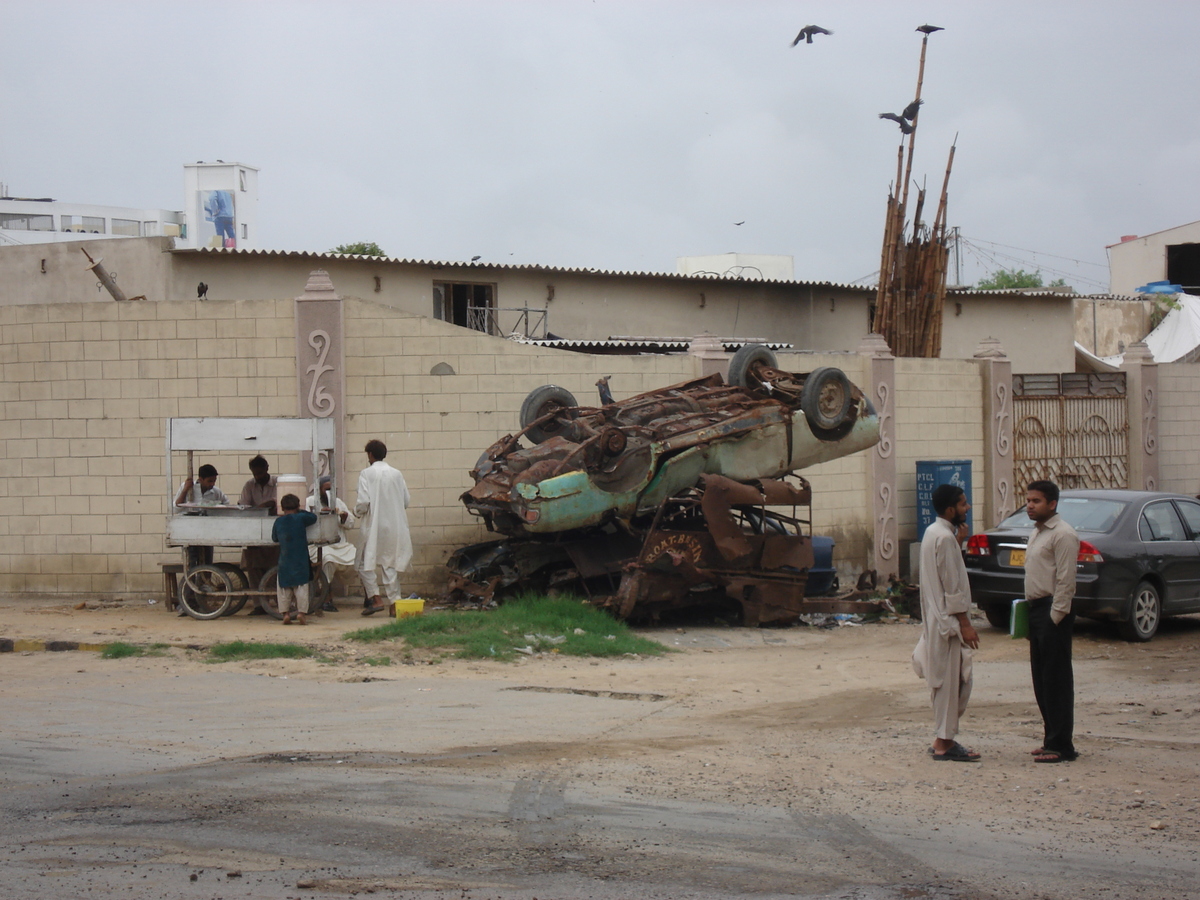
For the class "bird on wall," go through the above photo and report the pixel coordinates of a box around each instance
[878,112,914,134]
[197,281,208,300]
[791,25,832,46]
[916,24,944,34]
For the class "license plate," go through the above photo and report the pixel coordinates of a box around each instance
[1008,548,1026,567]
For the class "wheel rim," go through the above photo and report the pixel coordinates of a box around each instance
[1133,587,1159,636]
[180,565,233,619]
[817,381,847,422]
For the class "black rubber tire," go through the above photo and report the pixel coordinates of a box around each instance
[800,367,854,437]
[179,565,234,620]
[728,344,777,388]
[1119,580,1161,642]
[257,566,330,620]
[983,604,1010,630]
[519,385,578,443]
[215,563,250,615]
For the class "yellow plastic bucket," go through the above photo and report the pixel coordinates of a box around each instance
[391,598,425,618]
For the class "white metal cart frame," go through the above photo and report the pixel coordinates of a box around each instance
[165,417,341,619]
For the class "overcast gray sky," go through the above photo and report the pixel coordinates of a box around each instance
[5,1,1198,290]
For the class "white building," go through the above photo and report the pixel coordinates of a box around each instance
[1108,221,1200,295]
[0,161,259,250]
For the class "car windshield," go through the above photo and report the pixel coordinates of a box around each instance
[998,497,1128,533]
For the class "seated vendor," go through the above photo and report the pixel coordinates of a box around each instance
[174,464,227,573]
[239,456,279,611]
[175,464,229,508]
[239,455,278,514]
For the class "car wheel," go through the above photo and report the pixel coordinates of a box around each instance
[519,385,578,444]
[983,604,1010,630]
[800,367,854,439]
[728,344,777,388]
[1119,580,1161,642]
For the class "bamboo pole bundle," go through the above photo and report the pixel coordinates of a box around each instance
[870,28,954,359]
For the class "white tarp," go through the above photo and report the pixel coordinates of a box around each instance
[1144,293,1200,363]
[1098,293,1200,366]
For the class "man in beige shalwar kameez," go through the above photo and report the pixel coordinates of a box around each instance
[912,484,981,761]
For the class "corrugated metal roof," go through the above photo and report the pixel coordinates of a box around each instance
[511,336,793,352]
[178,247,1139,300]
[175,246,872,290]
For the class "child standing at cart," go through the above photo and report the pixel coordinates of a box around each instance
[271,493,318,625]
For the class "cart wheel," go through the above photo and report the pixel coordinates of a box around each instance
[215,563,250,615]
[180,565,234,620]
[257,566,329,620]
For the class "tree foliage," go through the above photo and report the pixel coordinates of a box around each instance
[975,268,1067,290]
[330,241,386,257]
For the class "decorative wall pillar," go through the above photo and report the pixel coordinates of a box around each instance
[1122,341,1159,491]
[974,337,1015,527]
[688,333,728,379]
[294,270,346,499]
[858,333,898,581]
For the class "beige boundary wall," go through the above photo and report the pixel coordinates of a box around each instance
[1156,362,1200,495]
[3,294,998,599]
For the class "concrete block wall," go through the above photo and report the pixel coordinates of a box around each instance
[892,358,987,542]
[0,298,297,596]
[1156,363,1200,494]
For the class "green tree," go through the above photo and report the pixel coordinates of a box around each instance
[330,241,386,257]
[975,268,1068,290]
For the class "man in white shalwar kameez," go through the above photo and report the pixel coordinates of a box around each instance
[307,476,357,612]
[355,440,412,616]
[912,484,981,761]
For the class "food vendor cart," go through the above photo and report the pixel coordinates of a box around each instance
[165,417,342,620]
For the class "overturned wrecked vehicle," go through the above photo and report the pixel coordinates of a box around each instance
[451,345,881,624]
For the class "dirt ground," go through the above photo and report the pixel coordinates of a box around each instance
[1,597,1198,900]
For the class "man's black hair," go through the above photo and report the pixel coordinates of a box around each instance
[365,439,387,460]
[1026,479,1059,504]
[279,493,300,511]
[932,483,965,518]
[198,464,218,479]
[249,455,269,470]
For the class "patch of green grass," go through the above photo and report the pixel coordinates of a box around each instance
[207,640,314,662]
[101,641,145,659]
[362,655,393,667]
[344,593,668,661]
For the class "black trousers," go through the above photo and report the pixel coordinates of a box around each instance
[1028,597,1076,758]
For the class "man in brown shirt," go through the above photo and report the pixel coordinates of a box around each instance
[1023,479,1080,763]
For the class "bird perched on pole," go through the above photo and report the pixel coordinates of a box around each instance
[791,25,832,46]
[878,112,913,134]
[916,24,944,34]
[901,99,923,121]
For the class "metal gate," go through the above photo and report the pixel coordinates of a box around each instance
[1012,373,1129,490]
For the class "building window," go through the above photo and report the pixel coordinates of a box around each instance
[111,218,141,236]
[61,215,106,234]
[433,281,496,333]
[241,223,248,239]
[239,169,247,191]
[0,213,54,231]
[143,221,159,235]
[1166,243,1200,292]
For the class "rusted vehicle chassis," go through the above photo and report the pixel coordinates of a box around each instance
[453,349,881,624]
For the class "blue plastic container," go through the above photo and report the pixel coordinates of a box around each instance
[804,536,837,596]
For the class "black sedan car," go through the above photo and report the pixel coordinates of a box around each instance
[965,489,1200,642]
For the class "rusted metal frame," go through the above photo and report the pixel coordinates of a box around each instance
[655,405,789,456]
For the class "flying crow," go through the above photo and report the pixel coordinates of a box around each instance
[791,25,832,46]
[878,112,914,134]
[901,98,923,121]
[916,24,944,34]
[470,255,481,262]
[197,281,208,300]
[734,220,745,226]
